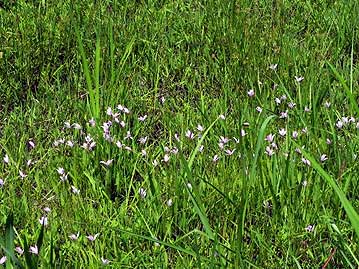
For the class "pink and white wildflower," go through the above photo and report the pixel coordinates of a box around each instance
[29,245,39,255]
[69,232,80,241]
[86,233,99,242]
[265,146,275,156]
[71,186,80,195]
[0,256,6,264]
[15,247,24,255]
[247,89,255,97]
[265,134,275,143]
[185,130,195,140]
[301,158,311,166]
[320,154,328,162]
[138,115,147,122]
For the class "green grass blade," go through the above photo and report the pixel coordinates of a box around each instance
[327,62,359,115]
[297,143,359,238]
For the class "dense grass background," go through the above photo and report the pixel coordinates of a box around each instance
[1,0,359,268]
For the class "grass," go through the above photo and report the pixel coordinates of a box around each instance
[1,0,359,267]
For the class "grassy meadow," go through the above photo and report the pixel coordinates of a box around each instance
[1,0,359,267]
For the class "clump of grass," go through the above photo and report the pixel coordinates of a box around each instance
[1,1,359,268]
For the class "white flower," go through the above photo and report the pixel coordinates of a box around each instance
[256,106,262,113]
[278,128,287,137]
[71,186,80,195]
[139,188,147,199]
[301,158,311,166]
[72,123,82,130]
[269,63,278,70]
[265,146,275,156]
[166,199,173,207]
[138,115,147,121]
[39,216,48,226]
[3,154,9,164]
[295,76,304,83]
[57,167,65,175]
[225,149,236,156]
[185,130,195,139]
[106,107,113,116]
[197,124,204,132]
[305,225,314,232]
[101,257,110,265]
[0,256,6,264]
[19,170,27,179]
[163,154,170,163]
[15,247,24,255]
[247,89,255,97]
[100,159,113,166]
[320,154,328,162]
[138,137,148,144]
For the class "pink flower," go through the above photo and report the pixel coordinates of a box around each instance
[212,155,219,162]
[0,178,4,187]
[265,134,275,143]
[247,89,255,97]
[279,111,288,119]
[265,146,275,156]
[89,118,96,127]
[0,256,6,265]
[225,149,236,156]
[138,115,147,122]
[43,207,51,213]
[305,224,314,232]
[29,245,39,255]
[292,131,299,139]
[69,232,80,241]
[256,106,262,113]
[301,158,311,166]
[86,233,99,242]
[15,247,24,255]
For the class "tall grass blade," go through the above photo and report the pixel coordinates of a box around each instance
[327,62,359,115]
[297,144,359,238]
